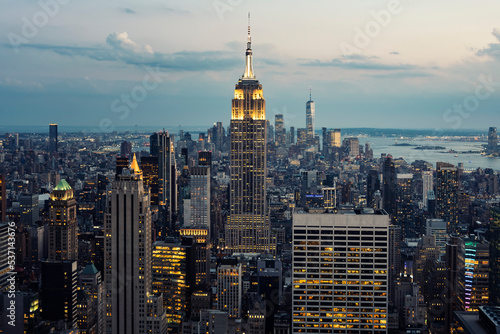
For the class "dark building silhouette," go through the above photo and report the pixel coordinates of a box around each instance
[436,162,459,234]
[141,156,160,206]
[0,175,5,222]
[383,156,397,218]
[49,123,58,153]
[367,169,381,209]
[120,141,132,158]
[489,207,500,305]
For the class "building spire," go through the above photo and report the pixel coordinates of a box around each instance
[309,86,312,101]
[242,12,255,79]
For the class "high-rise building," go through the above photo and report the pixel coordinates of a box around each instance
[395,173,414,237]
[150,131,177,235]
[49,123,58,153]
[115,157,129,179]
[0,175,5,222]
[422,170,433,209]
[140,156,159,206]
[306,90,315,139]
[79,262,104,334]
[426,218,448,254]
[226,19,269,254]
[48,179,78,261]
[367,170,381,209]
[436,162,459,234]
[189,166,210,232]
[198,150,212,167]
[275,114,286,147]
[290,126,295,145]
[40,260,78,328]
[489,207,500,305]
[488,127,498,151]
[217,258,242,318]
[343,137,360,158]
[105,155,167,334]
[19,194,39,225]
[456,235,489,311]
[383,156,397,218]
[292,210,389,333]
[120,141,132,158]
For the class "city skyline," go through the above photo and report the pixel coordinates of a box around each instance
[1,0,500,129]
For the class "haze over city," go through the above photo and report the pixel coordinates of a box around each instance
[1,0,500,129]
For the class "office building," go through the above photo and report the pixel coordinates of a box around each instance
[489,207,500,305]
[422,170,433,209]
[217,258,242,318]
[290,126,295,145]
[141,156,159,206]
[48,179,78,261]
[292,209,389,333]
[80,262,104,334]
[226,20,270,254]
[150,131,177,235]
[49,123,58,153]
[120,141,132,158]
[426,218,448,254]
[367,170,381,210]
[19,193,39,225]
[40,260,78,328]
[105,155,167,334]
[456,235,489,312]
[383,156,396,218]
[343,137,360,158]
[436,162,459,234]
[115,157,129,179]
[0,175,5,222]
[395,173,414,237]
[189,166,210,231]
[198,150,212,167]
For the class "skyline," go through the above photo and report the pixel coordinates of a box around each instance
[2,0,500,129]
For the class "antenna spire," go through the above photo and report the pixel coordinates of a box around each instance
[243,13,255,79]
[309,85,312,101]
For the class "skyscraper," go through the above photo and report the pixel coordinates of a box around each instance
[292,210,389,333]
[422,170,433,210]
[383,156,397,218]
[226,18,269,254]
[306,90,315,139]
[49,123,58,153]
[120,141,132,158]
[274,114,285,147]
[436,162,459,234]
[48,179,78,261]
[488,127,498,151]
[150,131,177,236]
[105,155,167,333]
[395,173,414,237]
[489,207,500,305]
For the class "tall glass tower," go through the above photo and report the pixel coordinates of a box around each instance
[306,90,315,138]
[226,16,270,254]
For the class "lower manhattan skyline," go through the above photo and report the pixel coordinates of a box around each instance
[1,0,500,129]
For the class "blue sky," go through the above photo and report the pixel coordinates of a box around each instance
[1,0,500,130]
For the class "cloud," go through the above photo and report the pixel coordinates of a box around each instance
[300,55,418,71]
[14,32,242,72]
[106,32,153,54]
[121,8,136,14]
[389,51,400,55]
[0,78,43,90]
[476,28,500,60]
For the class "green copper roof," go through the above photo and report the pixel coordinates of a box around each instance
[54,179,71,191]
[81,262,98,275]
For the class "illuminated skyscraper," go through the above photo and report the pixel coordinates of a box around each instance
[48,179,78,261]
[49,123,58,153]
[436,162,459,234]
[292,210,389,333]
[395,173,414,237]
[422,170,433,210]
[226,17,269,254]
[105,155,167,334]
[306,90,315,139]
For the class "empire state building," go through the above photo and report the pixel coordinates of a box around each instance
[226,17,270,254]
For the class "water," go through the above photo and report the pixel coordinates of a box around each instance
[363,137,500,171]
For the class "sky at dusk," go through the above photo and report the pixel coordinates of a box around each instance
[1,0,500,131]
